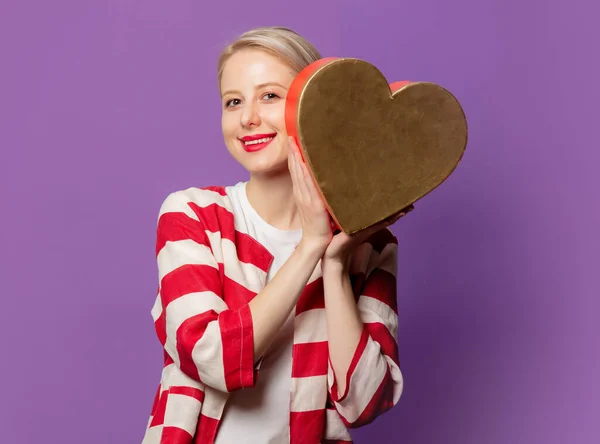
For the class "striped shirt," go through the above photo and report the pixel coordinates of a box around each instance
[142,185,404,444]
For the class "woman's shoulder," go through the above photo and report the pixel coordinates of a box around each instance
[160,185,231,208]
[157,184,237,223]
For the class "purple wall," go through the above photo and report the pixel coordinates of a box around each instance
[1,1,598,443]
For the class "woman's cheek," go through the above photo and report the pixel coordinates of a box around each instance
[262,103,286,128]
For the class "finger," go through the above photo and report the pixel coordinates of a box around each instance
[387,205,415,223]
[287,140,297,187]
[298,156,315,205]
[366,214,401,236]
[385,213,404,227]
[293,150,325,208]
[288,139,304,202]
[353,206,413,243]
[349,225,380,246]
[288,136,302,162]
[287,141,294,176]
[290,139,312,203]
[297,156,315,196]
[288,138,309,203]
[389,212,405,224]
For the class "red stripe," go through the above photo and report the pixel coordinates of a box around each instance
[150,390,167,427]
[194,414,219,443]
[361,268,398,313]
[161,426,193,444]
[365,322,399,366]
[156,211,210,255]
[189,201,273,273]
[155,264,222,350]
[330,327,369,403]
[150,385,161,417]
[346,367,395,428]
[164,350,174,366]
[290,410,325,444]
[168,386,205,403]
[188,201,232,239]
[160,264,222,306]
[176,310,219,381]
[292,341,329,377]
[296,277,324,315]
[155,310,167,346]
[222,274,258,310]
[235,230,273,273]
[159,194,273,274]
[220,304,256,391]
[189,201,234,240]
[203,185,227,196]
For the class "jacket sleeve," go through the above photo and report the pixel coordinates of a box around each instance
[327,229,404,427]
[151,191,257,393]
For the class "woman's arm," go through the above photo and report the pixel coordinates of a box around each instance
[155,191,253,393]
[249,239,324,358]
[155,189,327,393]
[323,229,404,428]
[322,259,363,396]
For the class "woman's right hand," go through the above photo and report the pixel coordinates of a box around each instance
[244,138,336,360]
[287,136,333,255]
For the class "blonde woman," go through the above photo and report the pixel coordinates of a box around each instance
[143,26,408,444]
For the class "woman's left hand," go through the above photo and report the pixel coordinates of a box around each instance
[322,205,414,267]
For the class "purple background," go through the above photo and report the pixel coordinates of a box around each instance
[1,0,598,443]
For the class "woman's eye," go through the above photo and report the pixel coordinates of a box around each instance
[225,99,241,107]
[263,92,279,101]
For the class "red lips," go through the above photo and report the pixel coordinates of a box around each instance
[239,133,276,152]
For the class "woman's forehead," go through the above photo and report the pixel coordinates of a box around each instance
[220,50,295,91]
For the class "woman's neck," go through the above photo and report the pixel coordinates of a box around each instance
[245,172,301,231]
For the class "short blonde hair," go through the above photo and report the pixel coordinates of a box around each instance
[217,26,322,84]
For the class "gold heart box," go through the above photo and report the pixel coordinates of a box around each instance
[285,57,468,234]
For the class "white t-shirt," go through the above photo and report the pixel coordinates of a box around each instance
[214,181,302,444]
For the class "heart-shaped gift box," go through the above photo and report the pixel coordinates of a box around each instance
[285,57,468,234]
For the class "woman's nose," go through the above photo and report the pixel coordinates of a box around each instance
[241,103,261,127]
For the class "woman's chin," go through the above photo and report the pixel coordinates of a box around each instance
[246,158,289,178]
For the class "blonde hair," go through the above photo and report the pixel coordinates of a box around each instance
[217,26,322,84]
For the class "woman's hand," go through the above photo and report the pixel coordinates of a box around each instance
[323,205,414,268]
[287,137,333,255]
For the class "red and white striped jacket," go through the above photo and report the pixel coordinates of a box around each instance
[142,186,403,444]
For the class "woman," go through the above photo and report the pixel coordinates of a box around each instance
[143,26,408,444]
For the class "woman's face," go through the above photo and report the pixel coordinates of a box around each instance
[220,49,296,177]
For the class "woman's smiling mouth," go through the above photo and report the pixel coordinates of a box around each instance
[240,133,276,152]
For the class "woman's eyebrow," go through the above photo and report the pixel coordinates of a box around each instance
[255,81,288,90]
[221,82,288,98]
[221,89,241,97]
